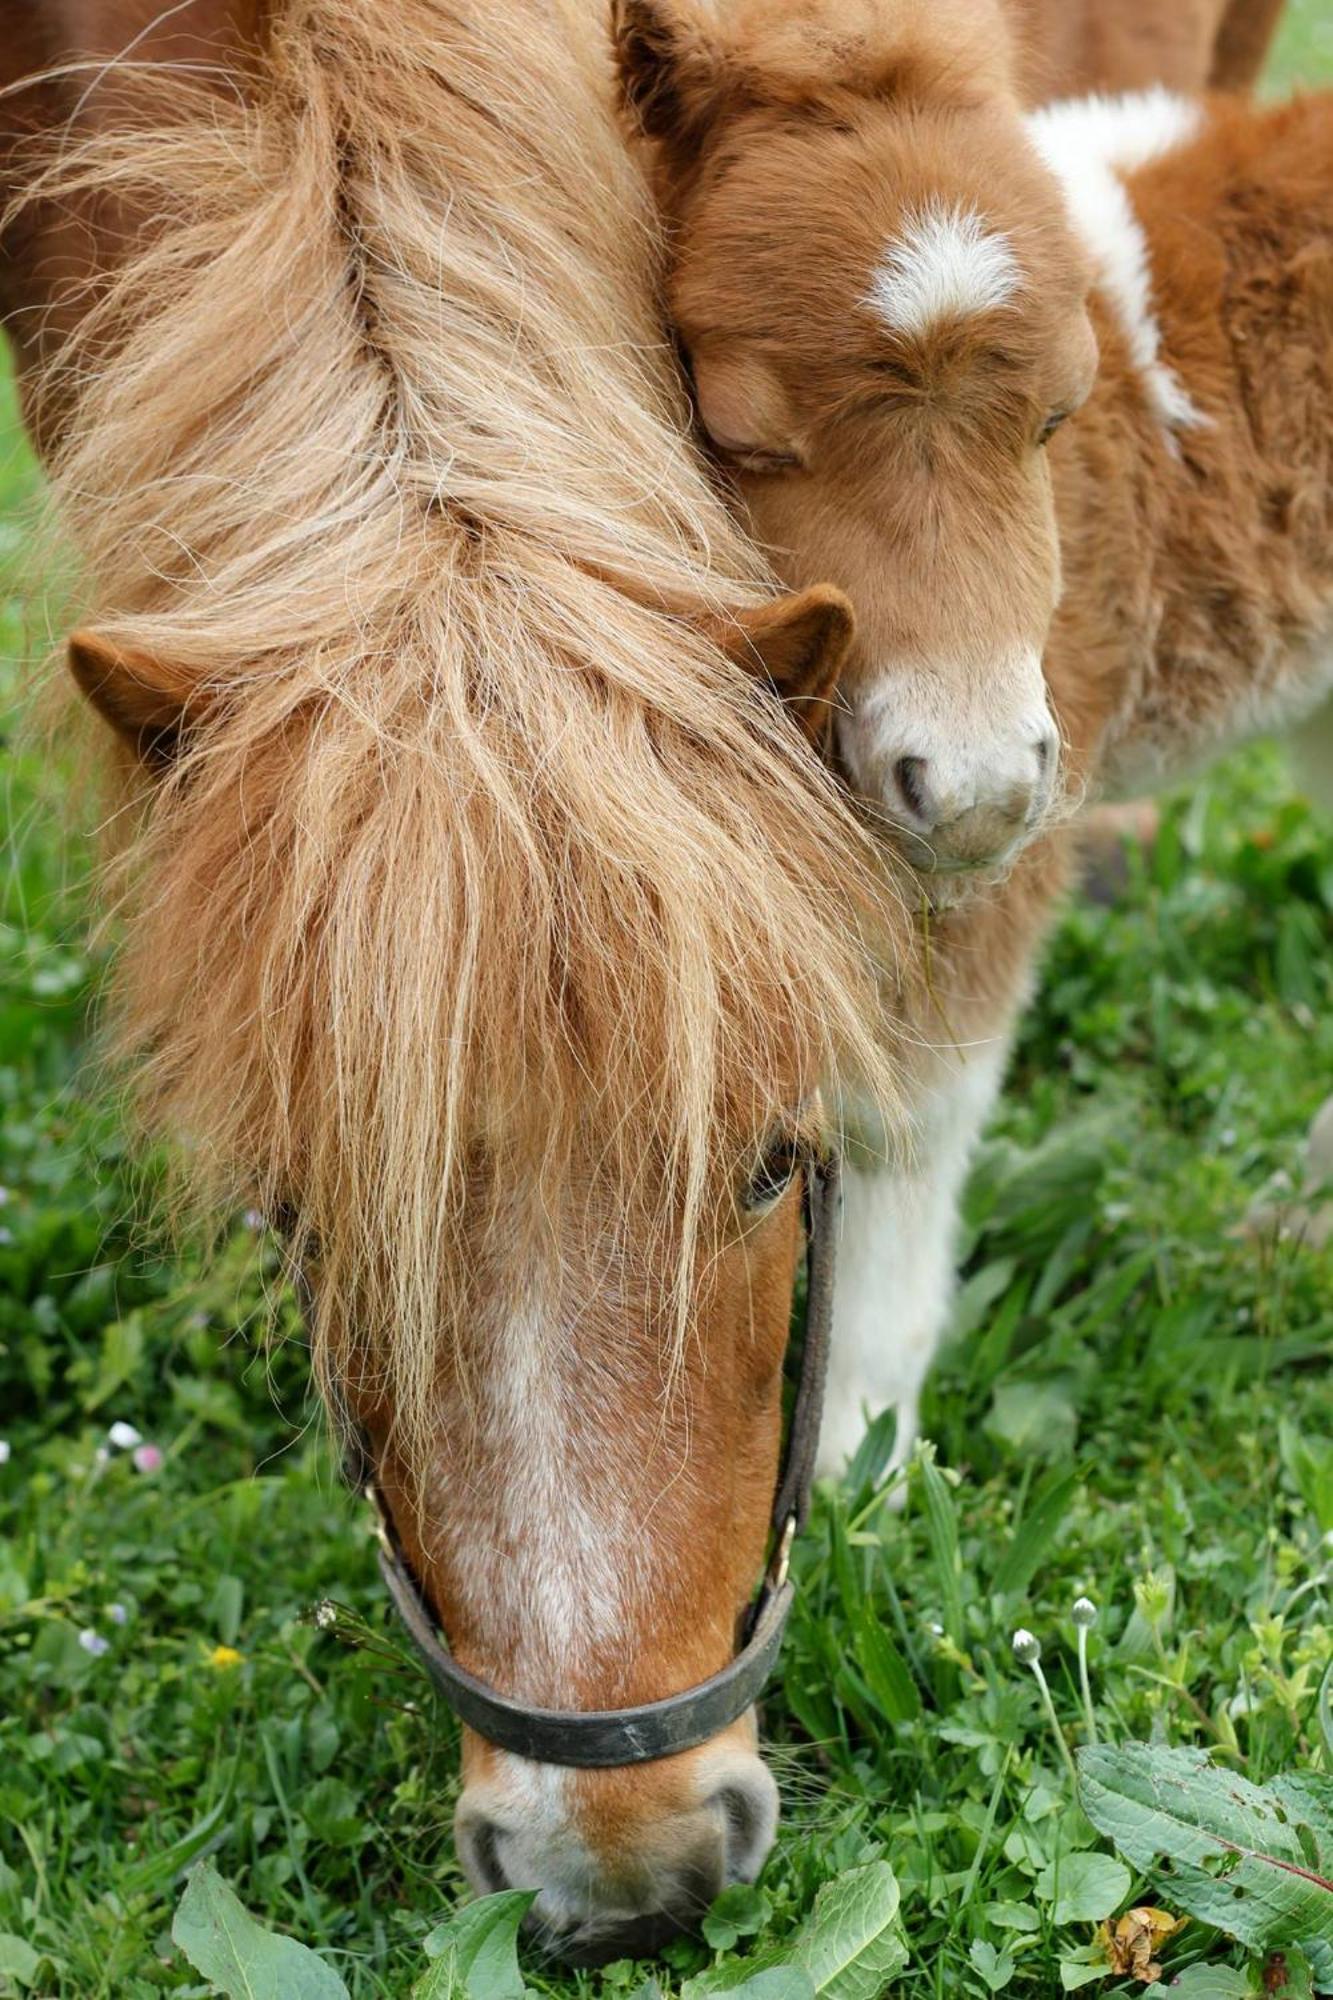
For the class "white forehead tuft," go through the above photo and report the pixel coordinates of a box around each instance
[1027,89,1205,434]
[865,201,1021,340]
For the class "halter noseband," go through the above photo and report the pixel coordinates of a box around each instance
[341,1153,841,1768]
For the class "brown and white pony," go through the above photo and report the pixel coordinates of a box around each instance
[617,0,1332,1476]
[3,0,911,1952]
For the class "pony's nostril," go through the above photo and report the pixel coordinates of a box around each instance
[893,753,932,824]
[1033,729,1061,780]
[705,1763,780,1882]
[456,1813,511,1895]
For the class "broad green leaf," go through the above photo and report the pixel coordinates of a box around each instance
[985,1380,1077,1461]
[1078,1746,1333,1982]
[416,1892,535,2000]
[855,1608,922,1724]
[993,1467,1079,1600]
[1058,1944,1109,1991]
[0,1934,41,1986]
[968,1937,1015,1991]
[1034,1852,1131,1924]
[845,1406,899,1503]
[682,1963,814,2000]
[172,1860,349,1999]
[1165,1969,1255,1997]
[78,1310,145,1411]
[792,1861,908,2000]
[699,1974,815,2000]
[301,1777,364,1849]
[702,1883,772,1951]
[914,1446,963,1648]
[981,1903,1040,1934]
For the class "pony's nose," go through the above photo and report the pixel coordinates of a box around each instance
[457,1809,726,1964]
[455,1750,778,1963]
[891,729,1056,870]
[549,1835,727,1965]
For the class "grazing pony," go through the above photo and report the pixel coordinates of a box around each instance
[619,0,1333,1471]
[9,0,906,1952]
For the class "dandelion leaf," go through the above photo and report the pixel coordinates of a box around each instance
[415,1892,535,1999]
[1077,1746,1333,1983]
[791,1861,909,1998]
[172,1860,349,1999]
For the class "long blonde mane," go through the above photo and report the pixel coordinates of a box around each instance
[32,0,899,1461]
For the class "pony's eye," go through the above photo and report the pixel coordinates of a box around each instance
[1037,410,1069,447]
[727,446,802,477]
[743,1134,802,1213]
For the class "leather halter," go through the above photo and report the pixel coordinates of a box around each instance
[340,1153,841,1769]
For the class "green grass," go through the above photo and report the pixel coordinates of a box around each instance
[3,18,1333,1998]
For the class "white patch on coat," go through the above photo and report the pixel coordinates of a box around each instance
[821,1035,1014,1481]
[866,201,1021,340]
[446,1262,632,1693]
[1028,89,1205,434]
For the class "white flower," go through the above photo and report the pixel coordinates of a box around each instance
[78,1629,111,1658]
[1012,1628,1042,1666]
[1072,1597,1098,1629]
[315,1600,338,1630]
[0,1440,10,1466]
[108,1422,143,1451]
[107,1603,129,1625]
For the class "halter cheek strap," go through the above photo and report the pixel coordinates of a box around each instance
[346,1153,841,1769]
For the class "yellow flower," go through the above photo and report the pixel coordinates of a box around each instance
[206,1644,243,1670]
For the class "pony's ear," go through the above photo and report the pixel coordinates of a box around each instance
[612,0,729,161]
[707,586,855,745]
[67,629,197,767]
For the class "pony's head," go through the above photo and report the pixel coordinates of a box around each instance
[617,0,1098,875]
[72,600,849,1948]
[40,0,897,1952]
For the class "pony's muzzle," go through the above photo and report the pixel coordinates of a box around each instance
[454,1742,778,1961]
[840,666,1059,872]
[889,733,1055,871]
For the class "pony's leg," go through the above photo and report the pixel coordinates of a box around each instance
[820,1035,1012,1483]
[1288,692,1333,816]
[1209,0,1287,89]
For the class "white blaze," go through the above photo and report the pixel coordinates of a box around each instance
[866,200,1021,340]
